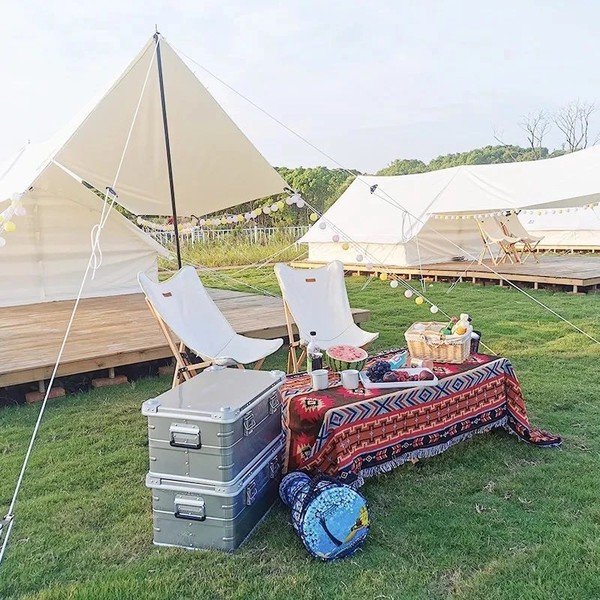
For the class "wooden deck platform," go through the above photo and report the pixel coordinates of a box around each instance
[0,290,371,388]
[292,255,600,293]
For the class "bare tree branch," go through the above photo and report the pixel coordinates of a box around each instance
[519,111,550,158]
[554,100,596,152]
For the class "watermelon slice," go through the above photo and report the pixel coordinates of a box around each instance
[324,345,368,372]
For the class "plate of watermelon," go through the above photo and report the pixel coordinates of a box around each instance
[359,360,438,389]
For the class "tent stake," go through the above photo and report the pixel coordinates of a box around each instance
[154,32,183,269]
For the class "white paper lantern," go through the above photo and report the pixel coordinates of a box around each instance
[390,280,399,288]
[296,199,305,208]
[430,305,439,314]
[0,236,5,248]
[286,196,295,205]
[199,219,206,226]
[264,206,271,214]
[332,234,340,242]
[355,254,363,262]
[365,262,374,270]
[271,204,279,212]
[319,222,327,230]
[404,289,413,299]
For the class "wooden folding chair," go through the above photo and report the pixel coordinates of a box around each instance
[274,261,378,373]
[139,267,283,386]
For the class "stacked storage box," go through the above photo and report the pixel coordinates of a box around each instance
[142,368,286,552]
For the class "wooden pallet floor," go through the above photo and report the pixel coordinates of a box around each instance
[0,290,371,388]
[292,255,600,292]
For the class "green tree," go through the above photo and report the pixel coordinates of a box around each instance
[376,158,427,176]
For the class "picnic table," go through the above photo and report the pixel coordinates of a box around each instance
[280,351,561,487]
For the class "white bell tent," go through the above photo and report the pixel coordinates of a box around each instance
[300,147,600,266]
[0,152,169,307]
[519,210,600,250]
[0,34,287,306]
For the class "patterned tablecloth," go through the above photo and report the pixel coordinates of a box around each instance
[280,352,561,487]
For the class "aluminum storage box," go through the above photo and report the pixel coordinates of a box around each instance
[147,434,284,552]
[142,368,285,483]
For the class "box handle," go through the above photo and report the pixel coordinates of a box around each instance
[243,411,256,437]
[245,480,258,505]
[268,456,280,479]
[169,423,201,449]
[268,393,281,415]
[174,495,205,521]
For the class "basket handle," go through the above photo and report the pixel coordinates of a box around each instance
[421,331,445,347]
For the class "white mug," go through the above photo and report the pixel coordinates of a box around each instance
[311,369,329,391]
[341,369,359,390]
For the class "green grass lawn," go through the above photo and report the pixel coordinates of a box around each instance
[1,271,600,600]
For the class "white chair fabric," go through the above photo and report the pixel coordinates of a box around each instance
[138,266,283,364]
[274,260,378,351]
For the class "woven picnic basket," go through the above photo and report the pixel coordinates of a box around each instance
[404,322,472,364]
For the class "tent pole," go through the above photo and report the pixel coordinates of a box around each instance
[154,32,183,269]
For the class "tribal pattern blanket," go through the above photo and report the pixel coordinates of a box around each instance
[281,352,561,488]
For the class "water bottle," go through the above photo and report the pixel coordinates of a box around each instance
[306,331,322,373]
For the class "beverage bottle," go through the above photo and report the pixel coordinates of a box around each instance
[452,314,470,335]
[306,331,322,373]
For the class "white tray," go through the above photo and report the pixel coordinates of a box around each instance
[359,368,439,389]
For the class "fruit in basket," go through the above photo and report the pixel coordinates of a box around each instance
[418,369,435,381]
[325,345,369,372]
[365,360,391,382]
[454,326,467,335]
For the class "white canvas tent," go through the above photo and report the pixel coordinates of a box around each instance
[0,150,169,307]
[519,210,600,250]
[0,34,287,305]
[301,147,600,266]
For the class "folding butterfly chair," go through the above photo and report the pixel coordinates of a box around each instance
[274,261,379,373]
[498,213,543,263]
[476,217,521,264]
[139,266,283,386]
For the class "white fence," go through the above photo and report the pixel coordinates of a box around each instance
[148,225,309,246]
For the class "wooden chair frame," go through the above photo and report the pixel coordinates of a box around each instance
[145,298,266,387]
[476,220,520,265]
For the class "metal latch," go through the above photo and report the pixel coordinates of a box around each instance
[245,480,258,505]
[169,423,201,449]
[268,456,280,479]
[174,495,205,521]
[268,393,281,415]
[243,411,256,437]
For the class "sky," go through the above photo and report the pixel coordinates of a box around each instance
[1,0,599,174]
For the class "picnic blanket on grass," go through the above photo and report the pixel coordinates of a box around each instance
[281,352,561,488]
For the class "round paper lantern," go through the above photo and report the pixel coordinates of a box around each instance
[341,242,350,251]
[309,213,318,222]
[277,200,285,210]
[332,234,340,242]
[271,204,279,212]
[319,222,327,230]
[4,221,16,233]
[0,236,5,248]
[365,262,374,270]
[264,206,271,214]
[286,196,295,205]
[199,219,206,226]
[238,214,245,222]
[415,296,424,305]
[390,280,398,288]
[296,199,305,208]
[255,208,263,216]
[136,216,143,224]
[379,273,388,281]
[404,290,413,299]
[430,305,439,314]
[355,254,363,262]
